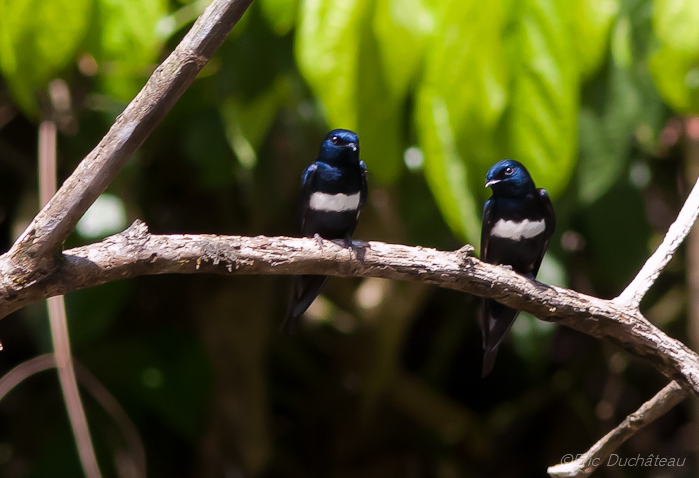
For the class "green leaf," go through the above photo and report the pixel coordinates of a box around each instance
[372,0,437,99]
[577,66,638,203]
[354,20,403,183]
[296,0,405,183]
[577,107,629,204]
[93,0,168,101]
[653,0,699,53]
[415,0,578,242]
[0,0,92,115]
[649,0,699,113]
[568,0,619,78]
[503,0,579,198]
[416,90,481,245]
[295,0,369,127]
[422,0,508,170]
[260,0,299,35]
[414,0,508,242]
[220,76,290,170]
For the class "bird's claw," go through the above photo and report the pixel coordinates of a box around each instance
[314,233,324,249]
[457,244,475,263]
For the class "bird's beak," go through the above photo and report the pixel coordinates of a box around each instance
[485,179,499,188]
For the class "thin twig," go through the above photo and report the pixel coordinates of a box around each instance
[47,297,102,477]
[74,362,147,478]
[0,353,56,399]
[615,175,699,308]
[40,120,102,478]
[9,0,254,274]
[0,355,146,477]
[547,381,689,478]
[3,347,141,475]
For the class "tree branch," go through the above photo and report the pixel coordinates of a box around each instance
[0,221,697,396]
[547,381,689,478]
[615,175,699,308]
[8,0,253,276]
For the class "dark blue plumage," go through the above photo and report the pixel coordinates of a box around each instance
[280,129,368,333]
[480,159,555,377]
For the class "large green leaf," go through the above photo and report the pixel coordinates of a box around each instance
[416,0,578,242]
[503,0,579,197]
[414,0,508,243]
[649,0,699,113]
[416,90,481,245]
[569,0,619,78]
[422,0,508,168]
[93,0,168,101]
[354,18,404,183]
[653,0,699,52]
[0,0,92,115]
[372,0,437,99]
[296,0,409,183]
[295,0,369,127]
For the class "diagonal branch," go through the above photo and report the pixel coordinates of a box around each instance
[547,381,689,478]
[0,221,697,395]
[8,0,253,276]
[615,176,699,308]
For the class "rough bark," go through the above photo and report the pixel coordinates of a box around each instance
[0,221,697,399]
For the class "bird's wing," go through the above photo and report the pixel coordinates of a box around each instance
[298,163,318,235]
[358,160,368,214]
[532,188,556,274]
[480,197,495,259]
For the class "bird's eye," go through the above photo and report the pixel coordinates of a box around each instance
[330,136,339,145]
[504,167,513,175]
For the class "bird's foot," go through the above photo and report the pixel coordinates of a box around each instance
[314,233,324,249]
[349,238,369,262]
[456,244,475,264]
[500,264,513,271]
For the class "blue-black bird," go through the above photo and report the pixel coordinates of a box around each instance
[480,159,555,377]
[280,129,368,333]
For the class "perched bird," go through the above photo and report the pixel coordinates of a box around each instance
[280,129,368,333]
[480,159,555,377]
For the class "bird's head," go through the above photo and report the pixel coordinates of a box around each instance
[319,129,360,164]
[485,159,536,197]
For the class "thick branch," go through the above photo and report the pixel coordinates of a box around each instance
[0,221,697,394]
[547,381,689,478]
[615,176,699,308]
[9,0,253,275]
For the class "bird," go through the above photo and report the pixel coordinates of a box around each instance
[280,129,368,333]
[480,159,555,377]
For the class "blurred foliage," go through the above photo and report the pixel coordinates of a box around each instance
[0,0,698,477]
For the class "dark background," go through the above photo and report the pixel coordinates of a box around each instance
[0,0,697,476]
